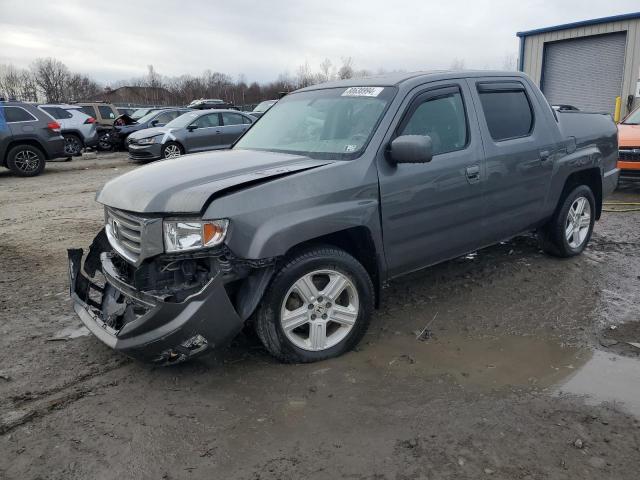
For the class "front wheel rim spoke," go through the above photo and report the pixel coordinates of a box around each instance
[309,322,327,350]
[322,274,347,301]
[282,308,309,331]
[330,305,357,326]
[295,275,319,303]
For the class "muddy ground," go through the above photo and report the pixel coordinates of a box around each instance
[1,153,639,479]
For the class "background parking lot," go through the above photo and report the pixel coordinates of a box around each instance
[1,153,639,479]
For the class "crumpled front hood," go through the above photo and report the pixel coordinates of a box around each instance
[96,149,334,213]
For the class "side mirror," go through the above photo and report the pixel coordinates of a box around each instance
[187,124,198,132]
[388,135,433,164]
[150,119,159,126]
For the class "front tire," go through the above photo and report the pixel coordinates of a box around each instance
[6,145,46,177]
[161,142,183,159]
[254,246,374,363]
[97,131,112,151]
[540,185,595,257]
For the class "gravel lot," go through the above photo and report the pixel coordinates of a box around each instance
[1,153,639,479]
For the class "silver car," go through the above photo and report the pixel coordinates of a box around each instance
[39,104,99,156]
[127,109,254,161]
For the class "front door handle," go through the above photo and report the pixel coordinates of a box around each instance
[465,164,480,184]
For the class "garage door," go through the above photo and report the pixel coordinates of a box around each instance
[541,32,626,114]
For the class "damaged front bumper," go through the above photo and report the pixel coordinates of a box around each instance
[68,247,244,364]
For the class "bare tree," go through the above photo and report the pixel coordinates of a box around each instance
[32,57,70,102]
[319,58,333,83]
[337,57,354,80]
[296,62,315,88]
[0,64,22,100]
[19,70,38,102]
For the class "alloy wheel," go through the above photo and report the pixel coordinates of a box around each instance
[64,136,82,155]
[565,196,591,249]
[280,269,359,351]
[13,149,41,173]
[164,144,181,159]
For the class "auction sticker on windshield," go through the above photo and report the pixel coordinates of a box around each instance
[341,87,384,97]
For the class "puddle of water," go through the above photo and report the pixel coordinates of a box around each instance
[557,350,640,417]
[50,325,91,340]
[338,334,587,391]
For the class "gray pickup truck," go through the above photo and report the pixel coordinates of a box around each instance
[68,71,619,365]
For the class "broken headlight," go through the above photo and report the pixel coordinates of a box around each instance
[163,219,229,252]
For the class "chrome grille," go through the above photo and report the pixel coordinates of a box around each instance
[105,207,143,263]
[619,148,640,163]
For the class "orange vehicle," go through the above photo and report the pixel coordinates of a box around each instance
[618,105,640,178]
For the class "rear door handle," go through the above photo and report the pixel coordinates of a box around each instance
[539,150,551,161]
[465,164,480,184]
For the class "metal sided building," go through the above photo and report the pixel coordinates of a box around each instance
[517,12,640,118]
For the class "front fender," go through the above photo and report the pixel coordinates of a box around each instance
[236,199,380,259]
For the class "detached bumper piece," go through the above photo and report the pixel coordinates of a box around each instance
[68,248,243,365]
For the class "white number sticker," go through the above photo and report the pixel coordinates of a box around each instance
[341,87,384,97]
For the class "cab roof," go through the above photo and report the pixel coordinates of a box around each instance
[296,70,530,92]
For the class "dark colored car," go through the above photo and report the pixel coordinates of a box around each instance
[127,109,253,161]
[69,71,619,365]
[1,101,65,176]
[111,108,191,149]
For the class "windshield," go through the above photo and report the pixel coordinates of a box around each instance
[131,108,153,120]
[622,107,640,125]
[136,111,162,124]
[165,111,200,128]
[235,87,396,159]
[253,100,277,112]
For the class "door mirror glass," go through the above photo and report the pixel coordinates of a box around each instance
[389,135,433,164]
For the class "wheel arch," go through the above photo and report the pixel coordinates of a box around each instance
[558,168,602,220]
[3,139,48,164]
[281,226,382,308]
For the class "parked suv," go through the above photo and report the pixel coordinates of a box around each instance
[69,71,619,365]
[1,101,65,176]
[38,104,99,156]
[111,107,190,149]
[127,109,253,161]
[72,102,119,150]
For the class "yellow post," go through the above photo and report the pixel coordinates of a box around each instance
[614,96,622,123]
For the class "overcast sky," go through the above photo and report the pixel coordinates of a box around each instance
[0,0,638,85]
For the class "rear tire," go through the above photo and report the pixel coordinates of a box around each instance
[6,144,46,177]
[254,246,374,363]
[161,142,183,160]
[539,185,595,257]
[63,134,83,156]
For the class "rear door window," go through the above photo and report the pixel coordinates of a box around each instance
[98,105,116,120]
[3,106,37,122]
[477,84,534,141]
[79,105,96,117]
[221,112,246,126]
[41,106,72,119]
